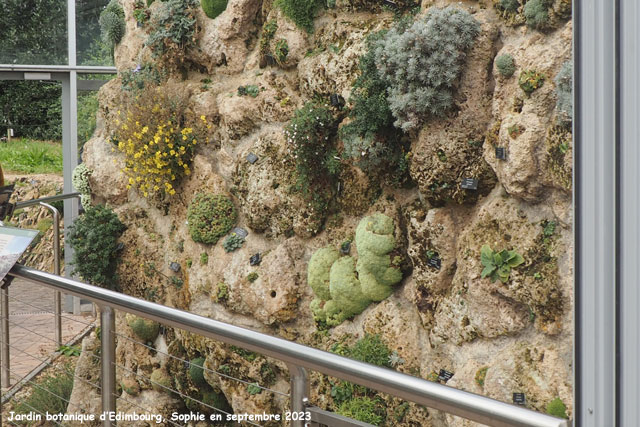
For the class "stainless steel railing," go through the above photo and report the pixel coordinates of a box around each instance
[4,264,571,427]
[13,191,81,348]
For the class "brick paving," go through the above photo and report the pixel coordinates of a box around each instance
[3,278,95,389]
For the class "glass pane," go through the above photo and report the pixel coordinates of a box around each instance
[0,0,67,65]
[77,0,113,66]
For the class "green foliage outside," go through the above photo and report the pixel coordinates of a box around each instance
[495,54,516,77]
[0,83,100,145]
[0,140,62,174]
[12,368,74,416]
[338,397,386,425]
[78,92,99,146]
[0,81,62,141]
[0,0,109,143]
[310,214,402,326]
[201,0,228,19]
[355,213,403,301]
[0,0,67,65]
[274,0,323,33]
[374,7,481,131]
[187,193,237,244]
[68,205,126,289]
[480,245,525,283]
[546,397,568,419]
[247,272,259,282]
[519,70,546,94]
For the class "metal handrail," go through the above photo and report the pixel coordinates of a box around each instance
[5,264,571,427]
[14,191,81,209]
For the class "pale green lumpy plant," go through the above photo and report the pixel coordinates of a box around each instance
[309,213,403,326]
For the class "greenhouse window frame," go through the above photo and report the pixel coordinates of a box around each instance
[1,0,640,424]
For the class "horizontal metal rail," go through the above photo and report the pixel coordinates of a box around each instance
[14,192,81,209]
[8,264,570,427]
[0,64,117,74]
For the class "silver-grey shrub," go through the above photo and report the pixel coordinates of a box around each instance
[374,7,481,131]
[555,61,572,125]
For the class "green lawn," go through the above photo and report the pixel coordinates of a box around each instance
[0,139,63,174]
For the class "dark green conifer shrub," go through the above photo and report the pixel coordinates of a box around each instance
[374,7,481,131]
[68,205,126,289]
[201,0,228,19]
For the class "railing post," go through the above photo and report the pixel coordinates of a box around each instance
[100,306,116,426]
[288,364,310,427]
[0,280,5,427]
[1,283,9,389]
[40,202,62,346]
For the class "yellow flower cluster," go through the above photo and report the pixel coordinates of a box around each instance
[114,93,211,198]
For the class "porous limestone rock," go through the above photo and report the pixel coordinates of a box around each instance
[406,205,458,329]
[231,129,328,238]
[430,187,567,346]
[197,0,264,73]
[409,14,499,206]
[485,21,573,201]
[224,238,305,325]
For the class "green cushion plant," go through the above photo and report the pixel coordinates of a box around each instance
[187,193,237,244]
[495,54,516,78]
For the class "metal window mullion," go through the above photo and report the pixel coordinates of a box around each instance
[63,0,80,313]
[618,0,640,423]
[575,0,618,426]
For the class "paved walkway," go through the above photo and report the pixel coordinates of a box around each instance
[3,278,95,389]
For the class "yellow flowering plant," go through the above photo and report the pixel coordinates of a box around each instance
[113,87,212,198]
